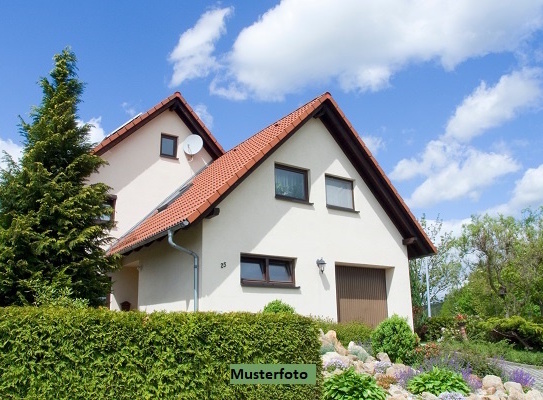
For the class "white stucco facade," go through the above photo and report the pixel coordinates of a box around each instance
[88,111,213,239]
[115,118,414,326]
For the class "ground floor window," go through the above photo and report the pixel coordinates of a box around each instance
[240,254,296,288]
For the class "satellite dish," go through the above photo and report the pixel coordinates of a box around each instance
[183,134,203,156]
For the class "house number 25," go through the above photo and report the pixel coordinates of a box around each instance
[220,262,227,269]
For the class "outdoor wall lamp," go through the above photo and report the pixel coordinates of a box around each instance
[316,258,326,273]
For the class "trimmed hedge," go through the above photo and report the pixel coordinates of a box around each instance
[0,307,322,399]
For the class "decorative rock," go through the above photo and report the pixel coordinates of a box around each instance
[467,394,482,400]
[525,390,543,400]
[377,352,391,363]
[504,382,523,394]
[386,363,410,378]
[320,330,349,356]
[507,390,526,400]
[421,392,438,400]
[360,361,375,375]
[483,375,505,392]
[482,395,500,400]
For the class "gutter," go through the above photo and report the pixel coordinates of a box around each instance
[167,228,199,312]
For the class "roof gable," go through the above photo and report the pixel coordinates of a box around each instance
[92,92,224,158]
[109,93,436,259]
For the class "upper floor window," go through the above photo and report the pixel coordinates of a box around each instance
[275,164,308,202]
[325,175,354,211]
[240,254,296,288]
[160,134,178,158]
[98,195,116,224]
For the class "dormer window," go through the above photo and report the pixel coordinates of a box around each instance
[160,134,178,158]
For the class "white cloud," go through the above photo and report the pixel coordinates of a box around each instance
[391,68,542,208]
[192,104,214,129]
[78,117,106,144]
[390,140,459,181]
[169,7,233,87]
[121,102,137,117]
[0,138,23,169]
[407,150,520,208]
[489,165,543,215]
[444,68,542,142]
[361,135,385,155]
[211,0,543,100]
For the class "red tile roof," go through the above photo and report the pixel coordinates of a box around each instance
[108,92,436,258]
[92,92,224,158]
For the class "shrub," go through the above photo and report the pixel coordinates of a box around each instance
[320,342,335,355]
[262,299,295,314]
[0,307,321,399]
[314,318,372,345]
[423,316,456,341]
[407,367,470,396]
[323,368,386,400]
[376,374,397,389]
[371,315,418,364]
[419,344,506,384]
[480,316,543,351]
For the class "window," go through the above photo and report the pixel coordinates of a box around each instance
[275,164,308,202]
[160,134,178,158]
[98,195,116,224]
[325,175,354,210]
[240,255,296,288]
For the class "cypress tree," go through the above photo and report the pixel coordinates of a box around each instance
[0,48,118,306]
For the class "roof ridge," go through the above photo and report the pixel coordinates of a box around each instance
[92,92,225,156]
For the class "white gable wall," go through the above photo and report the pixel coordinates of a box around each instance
[199,118,413,326]
[88,111,213,239]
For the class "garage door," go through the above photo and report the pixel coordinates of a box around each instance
[336,265,388,327]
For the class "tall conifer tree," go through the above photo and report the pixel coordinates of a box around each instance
[0,48,118,306]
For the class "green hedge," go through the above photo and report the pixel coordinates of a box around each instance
[0,307,322,399]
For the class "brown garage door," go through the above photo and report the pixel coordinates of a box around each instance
[336,265,388,327]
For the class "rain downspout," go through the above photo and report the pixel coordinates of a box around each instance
[168,228,199,312]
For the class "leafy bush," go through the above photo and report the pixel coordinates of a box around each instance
[0,307,321,399]
[422,316,456,341]
[314,318,372,345]
[371,315,418,364]
[262,299,295,314]
[323,368,386,400]
[480,316,543,350]
[407,367,470,396]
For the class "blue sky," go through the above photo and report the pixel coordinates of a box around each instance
[1,1,543,234]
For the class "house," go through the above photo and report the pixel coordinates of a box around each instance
[90,91,435,328]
